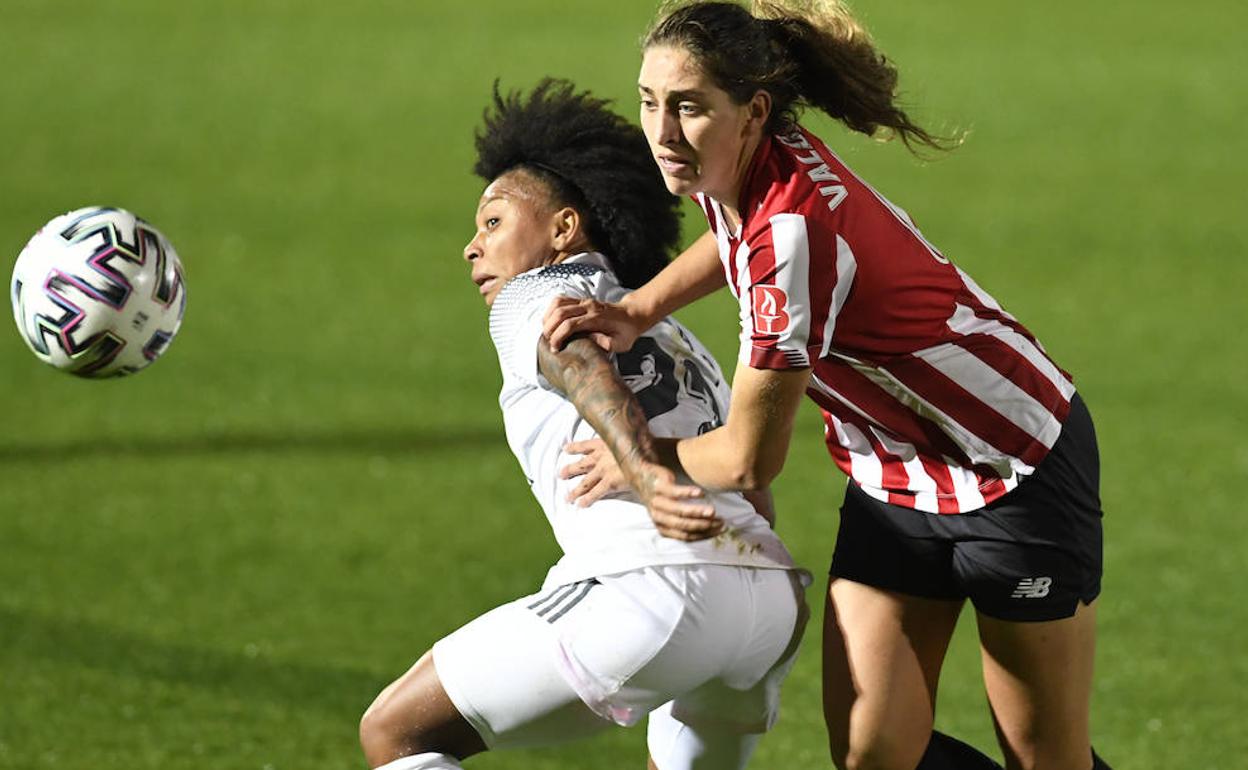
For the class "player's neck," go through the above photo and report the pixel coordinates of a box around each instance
[712,132,763,233]
[548,240,594,266]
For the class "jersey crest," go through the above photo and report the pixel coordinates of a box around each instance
[751,285,791,335]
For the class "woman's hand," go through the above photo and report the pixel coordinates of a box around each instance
[543,297,645,353]
[545,231,725,353]
[561,438,629,506]
[629,460,723,541]
[561,438,723,541]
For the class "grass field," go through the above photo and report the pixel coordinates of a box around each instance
[1,1,1244,768]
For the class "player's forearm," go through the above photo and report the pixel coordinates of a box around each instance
[620,230,724,328]
[637,430,762,490]
[665,427,782,490]
[666,364,810,491]
[537,337,664,481]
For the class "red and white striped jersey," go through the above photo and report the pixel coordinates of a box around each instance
[694,126,1076,514]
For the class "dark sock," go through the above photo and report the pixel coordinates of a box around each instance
[1091,748,1112,769]
[914,731,1004,769]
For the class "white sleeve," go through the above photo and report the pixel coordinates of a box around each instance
[487,267,597,387]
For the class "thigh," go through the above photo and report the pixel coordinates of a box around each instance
[582,565,805,732]
[642,567,808,770]
[460,567,759,738]
[950,514,1100,623]
[656,567,809,735]
[823,577,963,770]
[360,650,486,767]
[431,590,613,751]
[977,600,1097,770]
[830,481,964,601]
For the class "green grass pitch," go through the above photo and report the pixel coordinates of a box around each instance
[1,1,1244,767]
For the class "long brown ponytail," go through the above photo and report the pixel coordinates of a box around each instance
[644,1,954,153]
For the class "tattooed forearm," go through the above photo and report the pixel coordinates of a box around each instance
[537,336,671,482]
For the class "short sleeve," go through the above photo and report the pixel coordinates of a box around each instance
[488,265,598,387]
[739,213,816,370]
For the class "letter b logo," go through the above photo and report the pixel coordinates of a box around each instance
[752,285,790,335]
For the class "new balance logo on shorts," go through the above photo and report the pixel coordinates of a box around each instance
[1011,577,1053,599]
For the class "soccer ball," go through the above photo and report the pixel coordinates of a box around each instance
[10,206,187,378]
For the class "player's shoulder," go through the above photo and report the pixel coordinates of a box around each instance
[748,126,861,227]
[500,257,612,303]
[489,255,617,335]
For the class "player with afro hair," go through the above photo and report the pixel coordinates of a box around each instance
[472,78,680,289]
[358,77,806,770]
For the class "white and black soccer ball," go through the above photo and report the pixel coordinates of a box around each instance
[10,206,187,378]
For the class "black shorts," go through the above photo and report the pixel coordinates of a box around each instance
[829,393,1103,622]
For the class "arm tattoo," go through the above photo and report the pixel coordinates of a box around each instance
[537,336,663,482]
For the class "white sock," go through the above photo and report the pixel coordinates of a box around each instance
[375,752,464,770]
[647,702,760,770]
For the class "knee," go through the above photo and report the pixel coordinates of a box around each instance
[359,697,400,763]
[359,690,427,765]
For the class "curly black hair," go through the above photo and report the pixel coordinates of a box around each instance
[473,78,681,289]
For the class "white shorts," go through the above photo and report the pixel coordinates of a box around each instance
[431,564,808,755]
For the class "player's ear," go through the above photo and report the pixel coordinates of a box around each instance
[549,206,584,252]
[744,89,771,136]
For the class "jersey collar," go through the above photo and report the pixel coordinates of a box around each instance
[561,251,611,272]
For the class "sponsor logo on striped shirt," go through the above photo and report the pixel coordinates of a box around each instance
[752,285,791,335]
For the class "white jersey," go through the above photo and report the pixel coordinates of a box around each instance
[488,252,795,587]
